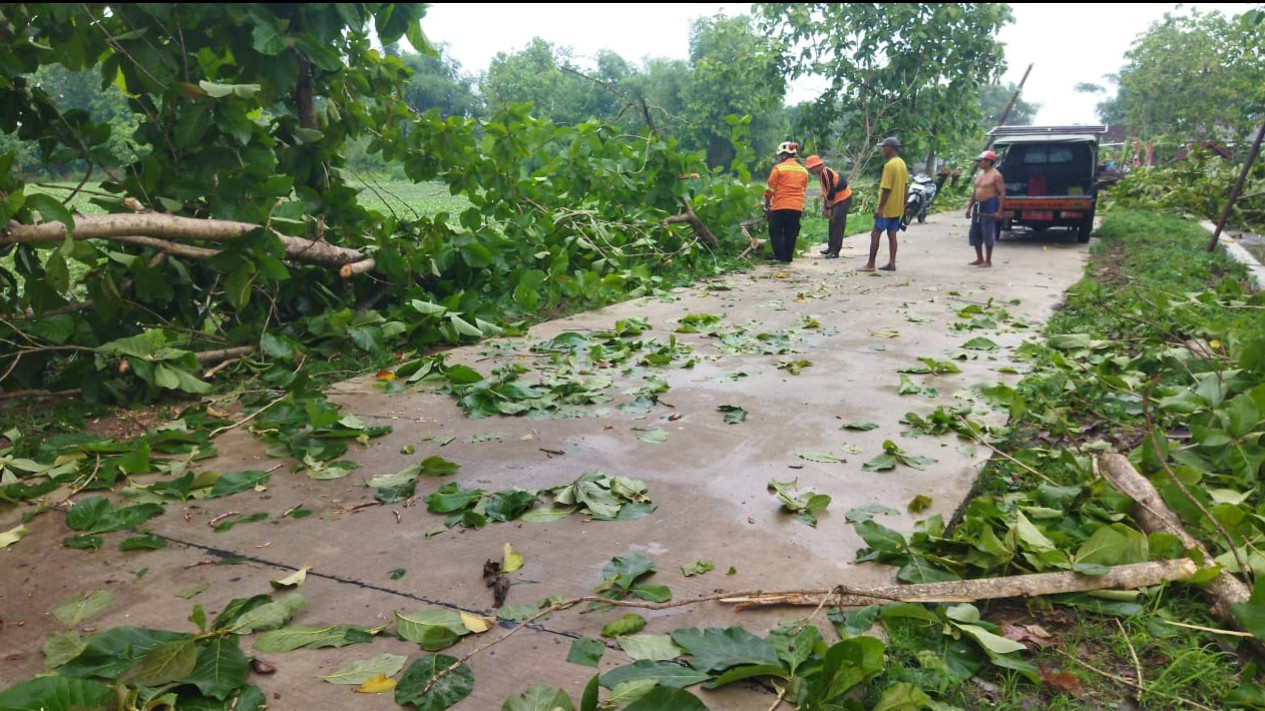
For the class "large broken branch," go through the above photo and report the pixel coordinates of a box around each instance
[2,214,370,272]
[721,558,1197,610]
[1099,453,1251,621]
[661,198,718,247]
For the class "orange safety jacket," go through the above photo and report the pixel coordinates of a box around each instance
[764,158,809,211]
[819,167,852,207]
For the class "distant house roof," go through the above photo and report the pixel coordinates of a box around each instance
[1102,124,1130,143]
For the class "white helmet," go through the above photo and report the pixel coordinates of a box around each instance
[777,141,798,156]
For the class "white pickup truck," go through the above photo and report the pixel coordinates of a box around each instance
[989,125,1107,243]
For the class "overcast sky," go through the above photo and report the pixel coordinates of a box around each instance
[420,2,1256,126]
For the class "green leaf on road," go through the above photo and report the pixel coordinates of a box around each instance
[601,614,646,638]
[617,634,682,661]
[681,560,714,577]
[53,590,115,627]
[254,625,374,652]
[395,654,474,711]
[0,677,114,711]
[599,659,711,689]
[502,684,576,711]
[319,653,408,684]
[841,421,879,431]
[566,638,606,667]
[120,638,198,687]
[797,451,847,463]
[670,627,780,674]
[633,427,668,443]
[227,593,305,634]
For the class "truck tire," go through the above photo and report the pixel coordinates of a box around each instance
[1077,211,1094,243]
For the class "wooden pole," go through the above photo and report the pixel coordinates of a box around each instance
[721,559,1197,610]
[971,64,1033,179]
[1206,116,1265,252]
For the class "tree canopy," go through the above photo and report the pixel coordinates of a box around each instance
[755,3,1013,171]
[1107,9,1264,149]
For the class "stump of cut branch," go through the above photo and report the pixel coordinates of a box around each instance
[737,218,767,260]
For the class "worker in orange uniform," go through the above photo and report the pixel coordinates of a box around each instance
[805,154,852,259]
[763,141,810,263]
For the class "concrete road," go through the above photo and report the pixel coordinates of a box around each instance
[0,212,1091,709]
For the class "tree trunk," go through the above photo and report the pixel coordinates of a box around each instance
[1098,453,1250,621]
[721,559,1197,610]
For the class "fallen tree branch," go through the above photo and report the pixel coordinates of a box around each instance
[661,198,718,247]
[417,560,1199,697]
[1099,452,1250,621]
[720,558,1197,610]
[339,258,377,279]
[738,218,766,260]
[194,345,257,367]
[0,388,81,402]
[2,214,370,270]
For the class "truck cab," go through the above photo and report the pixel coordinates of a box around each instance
[989,125,1106,243]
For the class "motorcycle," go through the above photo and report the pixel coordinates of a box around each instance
[903,173,939,226]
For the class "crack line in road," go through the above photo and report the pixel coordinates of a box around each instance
[152,531,617,648]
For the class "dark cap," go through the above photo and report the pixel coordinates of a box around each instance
[878,137,900,149]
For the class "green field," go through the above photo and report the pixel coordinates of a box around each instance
[26,180,471,219]
[348,179,472,218]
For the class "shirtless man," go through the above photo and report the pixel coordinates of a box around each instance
[964,150,1005,267]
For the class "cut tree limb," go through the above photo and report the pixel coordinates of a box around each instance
[721,558,1197,610]
[1099,452,1250,621]
[2,214,370,270]
[661,198,718,247]
[737,218,766,260]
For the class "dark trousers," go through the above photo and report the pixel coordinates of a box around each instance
[825,197,852,254]
[768,209,802,262]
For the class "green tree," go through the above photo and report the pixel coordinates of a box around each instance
[681,13,787,171]
[1075,80,1127,127]
[398,43,483,119]
[1111,9,1264,149]
[480,38,628,127]
[755,3,1013,175]
[0,3,759,402]
[978,82,1038,130]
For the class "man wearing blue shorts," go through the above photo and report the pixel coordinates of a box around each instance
[860,137,908,272]
[964,150,1005,268]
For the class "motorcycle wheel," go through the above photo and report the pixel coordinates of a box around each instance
[917,207,927,223]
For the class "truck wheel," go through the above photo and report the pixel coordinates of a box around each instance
[1077,212,1094,243]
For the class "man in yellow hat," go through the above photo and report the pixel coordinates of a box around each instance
[805,154,852,259]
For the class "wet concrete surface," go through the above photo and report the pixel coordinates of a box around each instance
[0,211,1091,708]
